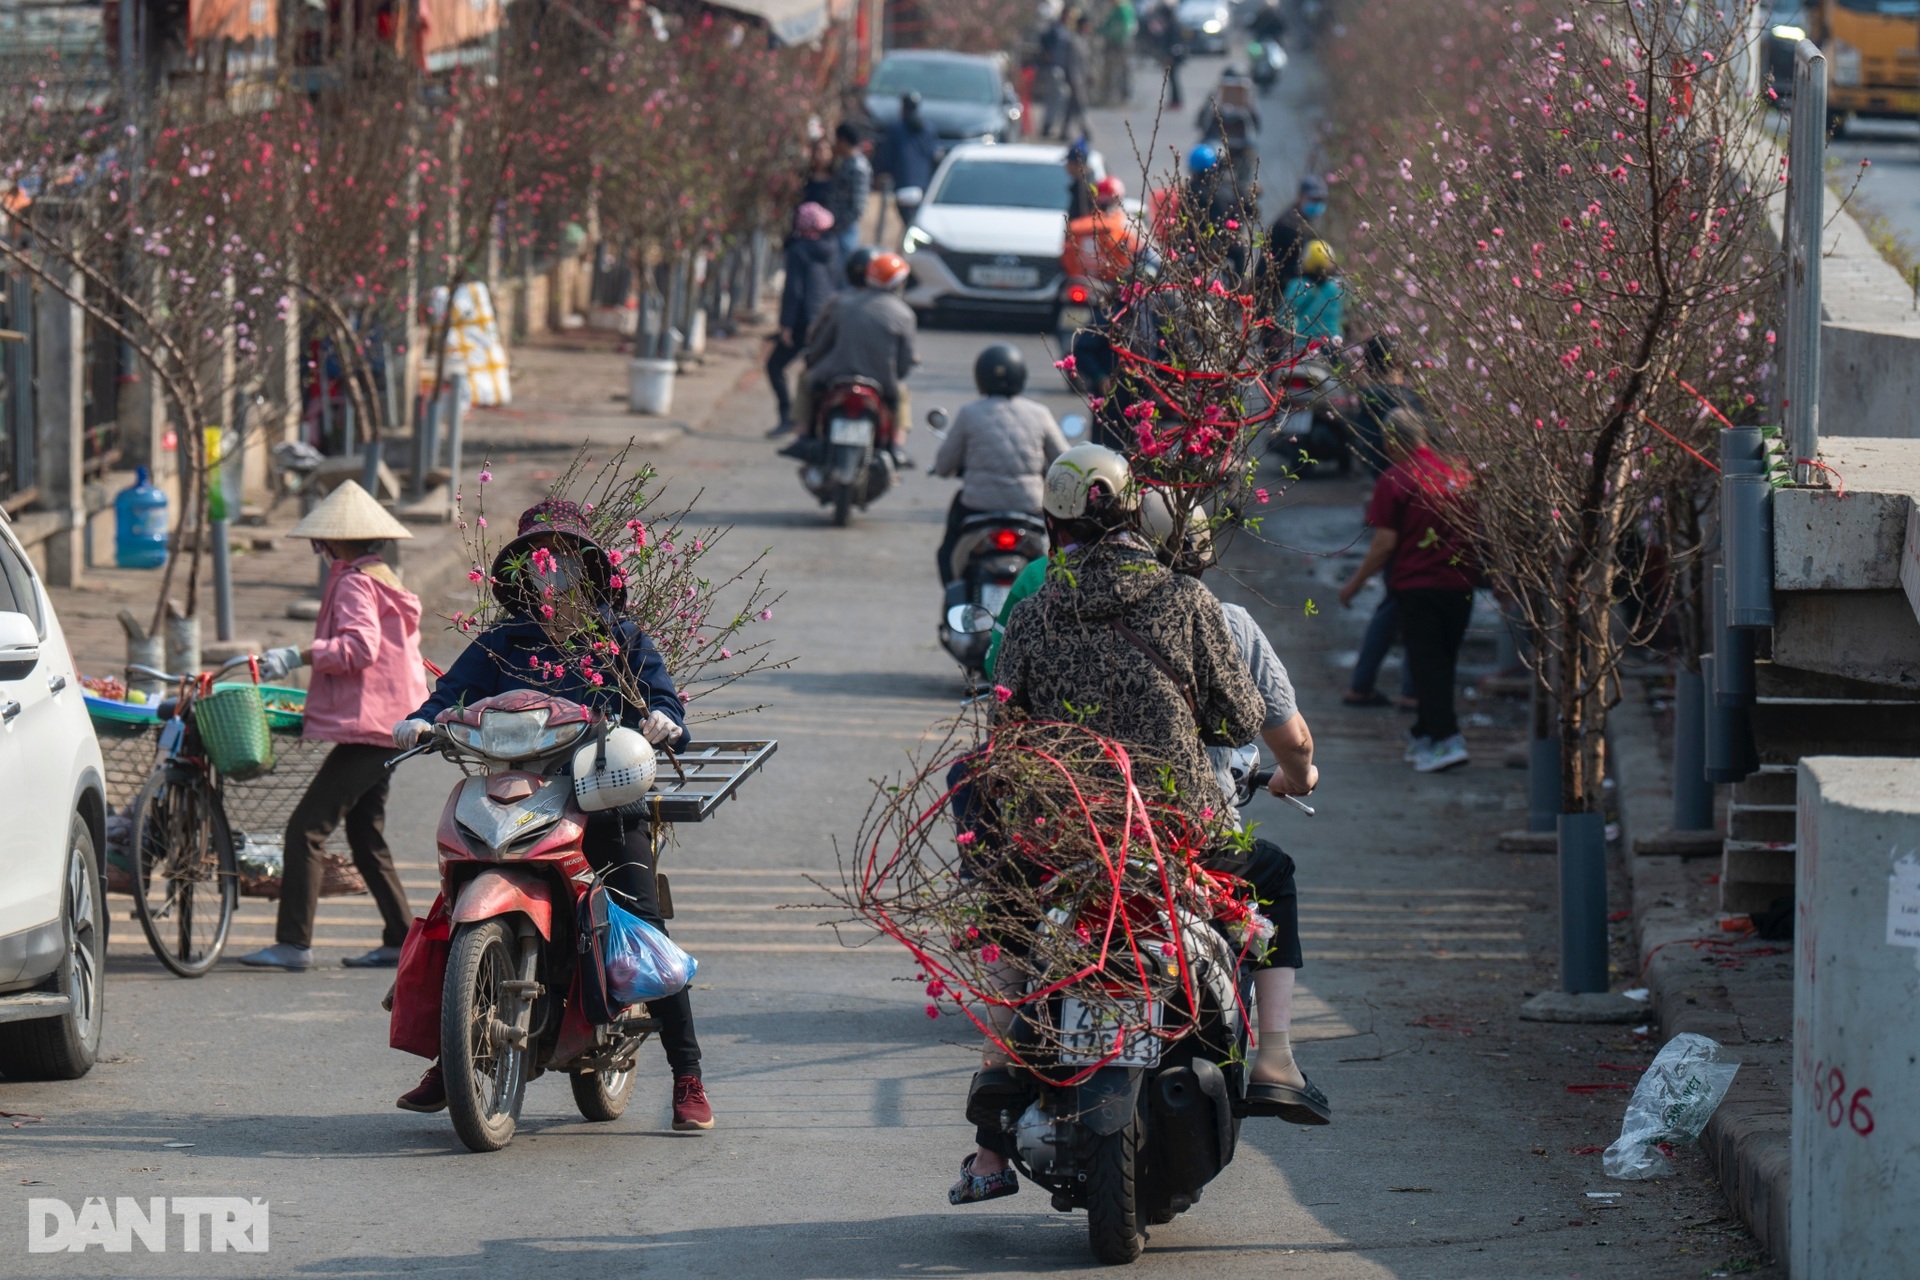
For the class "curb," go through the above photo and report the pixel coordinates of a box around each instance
[1611,684,1792,1264]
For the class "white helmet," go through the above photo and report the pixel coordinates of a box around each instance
[1043,443,1138,521]
[1138,489,1215,572]
[572,726,658,813]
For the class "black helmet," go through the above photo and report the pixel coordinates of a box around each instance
[844,244,875,288]
[974,343,1027,397]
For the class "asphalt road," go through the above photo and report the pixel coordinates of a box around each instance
[1,39,1775,1280]
[1828,113,1920,282]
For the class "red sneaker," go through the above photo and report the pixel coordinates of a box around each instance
[672,1074,715,1131]
[396,1063,447,1114]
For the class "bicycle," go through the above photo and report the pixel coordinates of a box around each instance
[124,658,250,978]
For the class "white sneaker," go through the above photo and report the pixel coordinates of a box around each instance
[1414,735,1470,773]
[1403,734,1431,763]
[238,943,313,971]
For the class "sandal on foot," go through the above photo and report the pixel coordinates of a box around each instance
[948,1154,1019,1205]
[1245,1073,1332,1126]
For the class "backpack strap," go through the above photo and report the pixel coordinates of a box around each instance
[1107,616,1199,724]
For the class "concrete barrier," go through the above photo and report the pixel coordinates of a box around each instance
[1791,757,1920,1280]
[1822,323,1920,439]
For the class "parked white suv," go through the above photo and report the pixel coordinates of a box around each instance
[0,512,107,1078]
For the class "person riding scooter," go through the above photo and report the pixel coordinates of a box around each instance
[788,251,918,467]
[931,344,1071,608]
[388,499,715,1132]
[952,445,1272,1206]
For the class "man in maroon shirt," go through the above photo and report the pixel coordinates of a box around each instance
[1338,410,1479,772]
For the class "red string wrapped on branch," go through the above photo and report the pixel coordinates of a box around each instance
[835,718,1273,1085]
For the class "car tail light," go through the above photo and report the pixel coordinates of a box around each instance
[1065,283,1090,305]
[991,528,1020,551]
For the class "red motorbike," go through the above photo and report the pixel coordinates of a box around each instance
[386,689,773,1152]
[800,375,901,526]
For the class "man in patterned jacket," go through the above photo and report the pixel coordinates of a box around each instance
[949,446,1294,1208]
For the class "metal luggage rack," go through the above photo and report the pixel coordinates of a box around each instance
[648,740,778,823]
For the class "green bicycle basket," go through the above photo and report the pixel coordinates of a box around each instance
[193,680,276,781]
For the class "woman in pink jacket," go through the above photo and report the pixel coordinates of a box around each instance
[239,481,429,972]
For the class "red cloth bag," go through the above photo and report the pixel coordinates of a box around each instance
[389,895,450,1059]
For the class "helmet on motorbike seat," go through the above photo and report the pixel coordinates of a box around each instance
[572,726,657,815]
[1043,443,1138,522]
[1187,142,1220,175]
[1138,488,1216,576]
[843,245,876,289]
[866,251,909,290]
[1094,176,1125,207]
[974,343,1028,397]
[1299,239,1337,276]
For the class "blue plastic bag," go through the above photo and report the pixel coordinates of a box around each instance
[603,900,698,1004]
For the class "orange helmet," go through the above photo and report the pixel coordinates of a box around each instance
[866,251,910,290]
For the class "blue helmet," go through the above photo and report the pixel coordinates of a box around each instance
[1187,142,1220,175]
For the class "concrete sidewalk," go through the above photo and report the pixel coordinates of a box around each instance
[1614,673,1794,1263]
[50,323,771,682]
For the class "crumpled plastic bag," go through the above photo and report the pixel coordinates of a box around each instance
[604,900,698,1004]
[1603,1032,1741,1179]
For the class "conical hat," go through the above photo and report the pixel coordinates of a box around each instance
[285,480,414,542]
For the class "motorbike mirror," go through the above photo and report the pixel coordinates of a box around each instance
[926,407,950,433]
[1061,413,1088,440]
[946,603,997,635]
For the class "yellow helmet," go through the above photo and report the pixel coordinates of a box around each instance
[1300,239,1336,276]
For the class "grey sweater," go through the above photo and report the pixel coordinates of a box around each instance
[932,395,1071,512]
[804,288,917,397]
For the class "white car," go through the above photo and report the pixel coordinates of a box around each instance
[0,512,107,1079]
[902,142,1105,325]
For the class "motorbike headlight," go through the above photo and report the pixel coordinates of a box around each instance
[478,707,551,759]
[902,225,934,254]
[1201,18,1223,32]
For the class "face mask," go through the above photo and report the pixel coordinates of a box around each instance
[1301,202,1326,221]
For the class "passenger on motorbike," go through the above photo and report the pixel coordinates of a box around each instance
[1263,173,1327,294]
[790,250,918,466]
[931,344,1071,607]
[950,447,1270,1206]
[1283,239,1345,350]
[1138,494,1329,1128]
[1062,176,1143,288]
[388,499,716,1132]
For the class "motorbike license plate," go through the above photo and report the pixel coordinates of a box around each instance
[828,417,875,446]
[980,581,1013,617]
[970,265,1040,290]
[1057,305,1093,332]
[1058,998,1163,1067]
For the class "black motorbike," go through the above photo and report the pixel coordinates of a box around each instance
[927,406,1081,685]
[963,765,1307,1263]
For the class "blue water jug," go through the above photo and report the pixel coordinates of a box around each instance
[114,467,169,569]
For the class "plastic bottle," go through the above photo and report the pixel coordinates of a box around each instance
[113,466,170,569]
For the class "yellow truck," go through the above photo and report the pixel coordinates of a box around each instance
[1772,1,1920,130]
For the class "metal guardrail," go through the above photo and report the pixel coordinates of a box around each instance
[1782,39,1826,487]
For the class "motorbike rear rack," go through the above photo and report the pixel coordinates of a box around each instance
[648,739,778,823]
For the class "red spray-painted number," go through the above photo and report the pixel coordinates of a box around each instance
[1812,1062,1875,1137]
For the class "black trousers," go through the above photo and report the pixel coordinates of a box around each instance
[1397,587,1476,742]
[1203,838,1302,971]
[277,743,412,950]
[765,335,803,425]
[937,494,984,587]
[582,813,702,1078]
